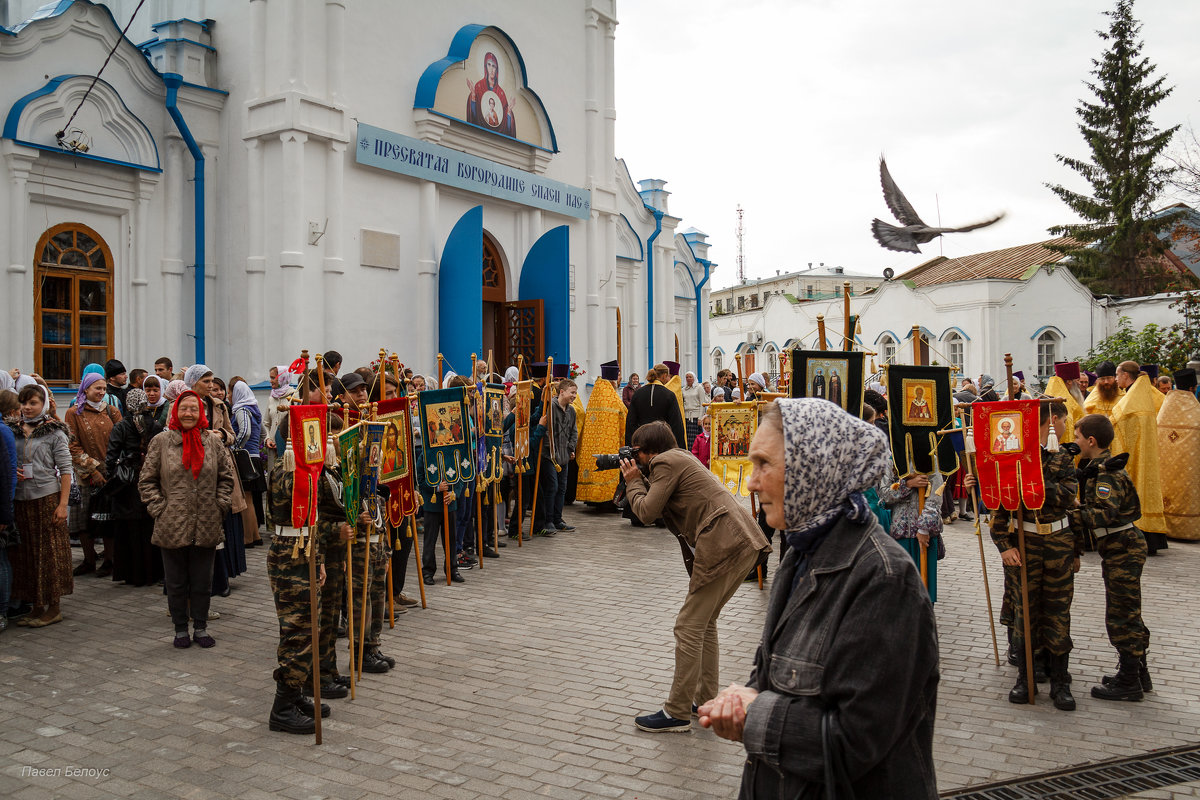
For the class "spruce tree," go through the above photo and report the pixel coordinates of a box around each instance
[1046,0,1181,296]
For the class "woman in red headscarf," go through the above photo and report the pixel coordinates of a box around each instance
[138,391,234,649]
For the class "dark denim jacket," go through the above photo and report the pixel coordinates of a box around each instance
[740,515,940,800]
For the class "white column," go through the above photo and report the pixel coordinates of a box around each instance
[245,138,267,372]
[603,20,617,168]
[325,1,345,103]
[322,141,346,345]
[202,144,219,365]
[5,144,37,368]
[249,0,267,98]
[285,0,308,94]
[583,10,600,186]
[585,212,603,372]
[417,180,439,348]
[279,132,308,348]
[131,172,157,366]
[162,138,186,361]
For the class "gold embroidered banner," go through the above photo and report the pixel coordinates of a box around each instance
[709,401,757,497]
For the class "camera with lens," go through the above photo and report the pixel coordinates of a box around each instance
[594,446,639,471]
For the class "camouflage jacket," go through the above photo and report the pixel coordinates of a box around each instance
[1073,450,1141,532]
[990,446,1078,553]
[266,458,324,567]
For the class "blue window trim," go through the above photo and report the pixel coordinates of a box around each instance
[904,326,937,341]
[414,23,558,153]
[137,36,216,52]
[874,329,901,346]
[4,75,162,172]
[940,326,971,342]
[1030,325,1065,341]
[710,346,726,356]
[151,18,211,32]
[618,213,643,261]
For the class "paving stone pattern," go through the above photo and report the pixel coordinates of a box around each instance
[1,508,1197,799]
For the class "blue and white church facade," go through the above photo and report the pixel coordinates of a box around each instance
[1,0,712,391]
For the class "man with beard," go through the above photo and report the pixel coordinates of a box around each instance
[1085,361,1123,417]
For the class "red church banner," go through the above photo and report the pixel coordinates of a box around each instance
[971,399,1044,511]
[288,404,328,528]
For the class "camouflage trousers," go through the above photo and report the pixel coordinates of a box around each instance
[319,533,368,679]
[267,536,319,690]
[1010,527,1075,656]
[365,532,393,648]
[1097,528,1150,658]
[1000,563,1019,629]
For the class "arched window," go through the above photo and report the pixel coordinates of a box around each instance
[712,348,723,374]
[944,332,964,376]
[879,335,897,366]
[34,223,114,386]
[763,344,778,385]
[1037,331,1059,381]
[481,232,505,302]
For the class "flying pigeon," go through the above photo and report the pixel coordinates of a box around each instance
[871,157,1005,254]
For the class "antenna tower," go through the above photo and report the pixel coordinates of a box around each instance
[736,204,745,284]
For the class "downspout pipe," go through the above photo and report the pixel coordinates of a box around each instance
[163,73,205,364]
[645,206,664,366]
[694,257,711,381]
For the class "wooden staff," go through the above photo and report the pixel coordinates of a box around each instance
[387,353,404,628]
[514,355,525,548]
[486,350,500,552]
[395,356,427,610]
[1004,353,1036,704]
[321,353,355,698]
[471,353,484,570]
[734,353,745,399]
[528,357,555,538]
[308,352,325,743]
[959,406,1000,666]
[817,315,827,351]
[911,324,929,587]
[843,281,852,348]
[358,399,379,680]
[437,354,452,585]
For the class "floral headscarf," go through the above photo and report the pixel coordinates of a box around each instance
[271,365,294,400]
[125,388,149,435]
[775,398,891,535]
[163,379,188,406]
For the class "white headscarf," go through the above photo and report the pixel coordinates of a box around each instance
[142,375,167,408]
[503,366,519,384]
[711,386,724,400]
[0,370,13,393]
[15,374,37,392]
[775,398,890,534]
[230,380,258,413]
[271,365,294,400]
[184,364,212,388]
[442,371,457,388]
[19,382,51,424]
[748,372,767,389]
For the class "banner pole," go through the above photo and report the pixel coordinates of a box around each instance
[961,407,1000,666]
[438,354,451,586]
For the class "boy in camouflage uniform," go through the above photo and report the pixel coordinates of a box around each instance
[1071,413,1150,702]
[316,453,372,687]
[360,514,395,673]
[266,455,329,734]
[984,402,1079,710]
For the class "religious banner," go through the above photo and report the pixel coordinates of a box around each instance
[337,422,363,527]
[884,364,957,477]
[709,402,756,497]
[576,376,626,503]
[481,383,507,484]
[512,380,533,472]
[288,404,328,528]
[789,349,866,417]
[418,386,476,489]
[971,399,1044,511]
[375,398,419,525]
[360,421,386,521]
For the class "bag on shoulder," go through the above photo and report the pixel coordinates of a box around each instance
[232,448,261,484]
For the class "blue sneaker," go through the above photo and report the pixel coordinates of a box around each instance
[635,710,691,733]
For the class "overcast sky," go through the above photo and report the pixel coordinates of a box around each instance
[613,0,1200,289]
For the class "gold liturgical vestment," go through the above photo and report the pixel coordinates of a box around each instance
[575,380,626,503]
[1110,375,1166,534]
[1044,376,1085,443]
[1158,388,1200,540]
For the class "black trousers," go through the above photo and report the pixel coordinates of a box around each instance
[421,507,454,579]
[161,545,216,633]
[391,517,414,594]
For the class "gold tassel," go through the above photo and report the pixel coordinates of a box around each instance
[325,433,338,468]
[1046,427,1060,452]
[291,536,302,560]
[283,440,295,472]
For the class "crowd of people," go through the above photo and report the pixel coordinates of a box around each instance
[0,348,1188,796]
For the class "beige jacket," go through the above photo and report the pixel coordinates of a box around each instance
[625,448,770,590]
[139,429,235,549]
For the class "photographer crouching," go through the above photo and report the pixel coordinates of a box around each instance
[618,420,771,732]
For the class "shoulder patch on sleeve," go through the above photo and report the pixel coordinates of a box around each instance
[1095,478,1114,499]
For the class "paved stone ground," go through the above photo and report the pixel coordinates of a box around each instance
[1,506,1198,799]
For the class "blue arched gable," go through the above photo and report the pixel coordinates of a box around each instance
[874,329,901,346]
[617,214,643,261]
[904,326,936,341]
[1030,325,1066,341]
[710,346,726,356]
[414,24,558,153]
[940,326,971,342]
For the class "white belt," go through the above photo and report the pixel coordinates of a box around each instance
[275,526,306,538]
[1095,524,1135,539]
[1022,518,1069,535]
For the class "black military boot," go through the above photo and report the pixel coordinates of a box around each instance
[1102,653,1152,693]
[1033,649,1049,684]
[269,682,317,734]
[1005,628,1019,667]
[1048,653,1076,711]
[1091,653,1144,702]
[294,694,331,719]
[1008,661,1038,704]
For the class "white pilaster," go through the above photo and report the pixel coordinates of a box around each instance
[245,138,267,374]
[5,143,38,368]
[325,1,346,103]
[417,180,439,348]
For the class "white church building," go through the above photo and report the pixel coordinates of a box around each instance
[0,0,712,392]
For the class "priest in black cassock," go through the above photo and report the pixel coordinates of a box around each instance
[625,364,686,449]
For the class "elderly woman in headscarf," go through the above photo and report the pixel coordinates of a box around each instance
[700,399,939,799]
[105,388,165,586]
[8,382,73,627]
[67,371,124,578]
[139,390,234,648]
[229,377,265,546]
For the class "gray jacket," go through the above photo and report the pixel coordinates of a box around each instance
[531,399,577,468]
[740,515,939,799]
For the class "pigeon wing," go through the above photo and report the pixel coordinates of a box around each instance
[871,219,922,254]
[931,212,1006,235]
[880,158,926,227]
